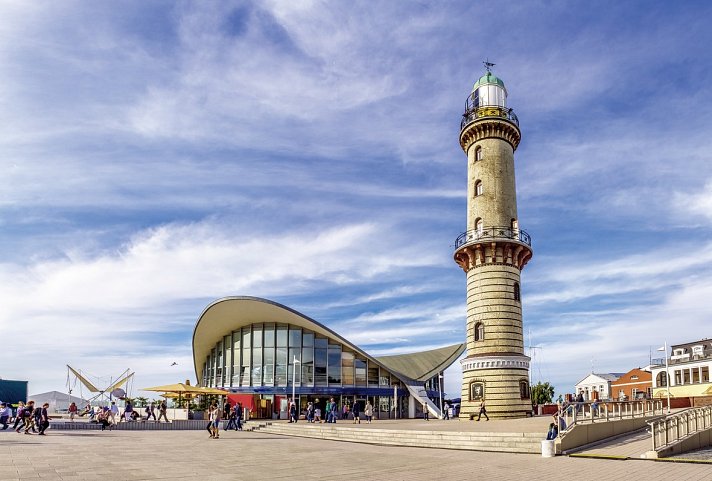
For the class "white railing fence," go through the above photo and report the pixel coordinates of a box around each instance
[648,405,712,451]
[556,400,664,434]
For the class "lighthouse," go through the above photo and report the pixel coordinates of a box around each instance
[454,66,533,419]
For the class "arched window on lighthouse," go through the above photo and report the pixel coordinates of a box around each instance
[475,146,483,162]
[474,322,484,341]
[475,180,483,196]
[475,218,483,236]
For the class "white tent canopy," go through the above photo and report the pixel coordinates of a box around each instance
[29,391,89,413]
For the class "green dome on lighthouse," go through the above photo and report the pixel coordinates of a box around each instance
[472,71,507,94]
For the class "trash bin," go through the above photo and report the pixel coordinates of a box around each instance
[541,439,555,458]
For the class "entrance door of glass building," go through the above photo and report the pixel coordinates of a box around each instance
[276,395,288,420]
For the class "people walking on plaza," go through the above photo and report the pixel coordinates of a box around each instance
[21,400,36,434]
[306,402,314,423]
[314,406,321,423]
[289,399,298,423]
[145,402,157,421]
[0,403,11,429]
[36,403,50,435]
[33,403,43,431]
[156,400,169,423]
[476,398,489,421]
[364,401,373,424]
[342,403,350,421]
[109,401,119,425]
[329,398,338,423]
[12,402,25,431]
[68,402,77,422]
[443,402,450,420]
[123,400,134,422]
[423,402,429,421]
[206,404,215,436]
[324,399,332,423]
[225,405,237,431]
[212,404,222,439]
[352,401,361,424]
[97,407,111,431]
[235,402,243,430]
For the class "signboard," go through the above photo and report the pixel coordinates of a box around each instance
[470,382,484,401]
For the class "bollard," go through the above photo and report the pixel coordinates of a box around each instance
[541,439,556,458]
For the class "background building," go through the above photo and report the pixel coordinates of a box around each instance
[0,379,28,404]
[610,368,652,400]
[193,297,464,419]
[652,339,712,406]
[574,373,623,401]
[453,68,532,419]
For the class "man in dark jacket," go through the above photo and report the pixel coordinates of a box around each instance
[38,403,50,435]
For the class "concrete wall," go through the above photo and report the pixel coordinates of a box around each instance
[558,418,652,453]
[656,428,712,458]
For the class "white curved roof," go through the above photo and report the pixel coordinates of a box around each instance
[192,296,464,385]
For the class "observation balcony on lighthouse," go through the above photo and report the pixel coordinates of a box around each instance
[460,71,520,130]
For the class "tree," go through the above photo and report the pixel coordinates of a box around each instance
[530,382,555,405]
[133,396,149,408]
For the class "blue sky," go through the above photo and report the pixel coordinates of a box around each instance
[2,0,712,400]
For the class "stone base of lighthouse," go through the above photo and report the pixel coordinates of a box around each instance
[458,355,532,419]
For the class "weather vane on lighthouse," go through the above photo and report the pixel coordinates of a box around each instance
[483,59,496,72]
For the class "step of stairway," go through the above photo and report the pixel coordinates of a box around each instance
[254,423,542,454]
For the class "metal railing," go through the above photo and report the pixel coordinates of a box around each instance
[648,405,712,451]
[556,400,664,434]
[461,102,519,130]
[454,226,531,250]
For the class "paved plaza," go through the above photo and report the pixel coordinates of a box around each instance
[2,427,712,481]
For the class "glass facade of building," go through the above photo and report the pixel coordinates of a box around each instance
[201,322,407,394]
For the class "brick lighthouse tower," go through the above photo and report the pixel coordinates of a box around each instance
[454,64,533,419]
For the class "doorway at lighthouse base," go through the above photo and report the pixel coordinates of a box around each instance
[460,358,532,419]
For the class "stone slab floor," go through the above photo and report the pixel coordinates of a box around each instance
[1,429,712,481]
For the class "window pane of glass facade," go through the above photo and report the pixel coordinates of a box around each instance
[288,347,301,384]
[368,364,379,386]
[302,346,314,385]
[232,331,241,385]
[289,328,302,348]
[264,324,275,348]
[303,331,314,347]
[276,325,287,346]
[275,347,287,386]
[263,349,274,385]
[328,344,341,384]
[342,351,354,385]
[380,373,390,386]
[252,325,262,348]
[355,358,367,386]
[224,335,232,386]
[315,347,327,386]
[314,336,328,349]
[242,328,251,349]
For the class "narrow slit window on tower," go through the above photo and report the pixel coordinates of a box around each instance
[475,180,483,196]
[475,147,483,161]
[474,322,484,341]
[514,282,520,302]
[519,380,530,399]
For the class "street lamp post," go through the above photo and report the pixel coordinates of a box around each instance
[292,355,301,418]
[438,372,444,420]
[658,341,671,414]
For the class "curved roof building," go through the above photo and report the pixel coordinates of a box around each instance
[193,296,464,419]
